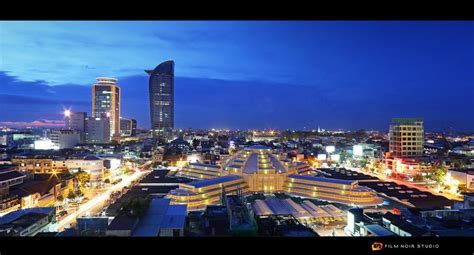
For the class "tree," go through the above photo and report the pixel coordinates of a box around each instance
[67,189,76,200]
[359,158,368,168]
[120,196,151,218]
[432,166,446,184]
[75,189,84,197]
[74,170,90,186]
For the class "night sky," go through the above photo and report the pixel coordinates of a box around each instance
[0,21,473,131]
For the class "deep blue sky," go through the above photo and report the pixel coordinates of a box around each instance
[0,21,473,131]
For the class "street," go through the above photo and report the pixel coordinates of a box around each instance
[56,169,149,231]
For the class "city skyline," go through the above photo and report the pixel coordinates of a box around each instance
[2,1,474,246]
[0,21,473,131]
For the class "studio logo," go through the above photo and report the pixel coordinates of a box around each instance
[372,242,384,251]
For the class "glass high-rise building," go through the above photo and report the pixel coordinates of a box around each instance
[92,77,120,142]
[145,60,174,132]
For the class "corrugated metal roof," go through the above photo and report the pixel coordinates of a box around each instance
[365,224,396,236]
[288,174,356,185]
[189,163,221,169]
[188,175,242,188]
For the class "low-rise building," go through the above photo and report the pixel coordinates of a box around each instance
[76,216,111,236]
[382,212,430,236]
[48,129,81,149]
[12,157,67,174]
[346,209,395,236]
[448,168,474,191]
[106,198,187,237]
[65,156,105,185]
[0,165,26,212]
[256,215,318,237]
[253,198,345,225]
[120,118,137,137]
[384,155,435,179]
[0,207,57,236]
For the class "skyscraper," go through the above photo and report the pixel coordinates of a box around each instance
[389,118,424,158]
[92,77,120,142]
[145,60,174,132]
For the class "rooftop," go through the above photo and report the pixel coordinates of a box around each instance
[0,171,25,183]
[0,165,17,172]
[187,175,243,189]
[107,215,138,231]
[188,163,220,169]
[0,207,55,226]
[449,168,474,174]
[288,174,356,186]
[365,224,396,236]
[391,118,424,125]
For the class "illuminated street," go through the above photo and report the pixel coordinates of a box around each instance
[57,169,148,231]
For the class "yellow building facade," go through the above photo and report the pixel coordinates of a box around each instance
[169,146,383,210]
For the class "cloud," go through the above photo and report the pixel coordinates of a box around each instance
[0,70,473,132]
[0,94,89,106]
[0,119,65,128]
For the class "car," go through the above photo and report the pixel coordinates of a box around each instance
[58,210,68,217]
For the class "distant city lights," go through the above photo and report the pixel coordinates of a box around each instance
[325,146,336,154]
[330,154,340,162]
[353,145,364,157]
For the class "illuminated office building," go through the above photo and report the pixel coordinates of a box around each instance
[92,77,120,142]
[389,118,424,158]
[386,118,426,176]
[145,60,174,133]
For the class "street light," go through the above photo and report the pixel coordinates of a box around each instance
[64,109,71,117]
